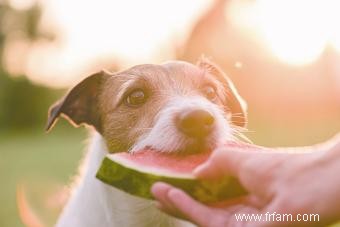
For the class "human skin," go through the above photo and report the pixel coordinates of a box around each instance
[151,134,340,227]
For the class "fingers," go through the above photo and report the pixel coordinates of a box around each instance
[152,183,267,227]
[151,182,222,226]
[151,182,172,205]
[193,157,225,180]
[151,182,185,218]
[193,144,286,201]
[209,195,264,210]
[193,144,263,179]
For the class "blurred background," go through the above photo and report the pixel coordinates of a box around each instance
[0,0,339,226]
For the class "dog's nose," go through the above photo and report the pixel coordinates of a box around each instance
[176,109,215,138]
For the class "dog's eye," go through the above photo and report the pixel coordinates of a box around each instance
[202,86,217,101]
[126,89,147,106]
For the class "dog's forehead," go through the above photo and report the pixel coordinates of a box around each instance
[102,61,220,103]
[120,61,208,86]
[161,60,203,75]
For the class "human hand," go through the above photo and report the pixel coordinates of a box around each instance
[151,135,340,227]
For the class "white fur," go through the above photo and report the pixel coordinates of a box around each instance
[57,132,195,227]
[57,97,232,227]
[132,96,232,153]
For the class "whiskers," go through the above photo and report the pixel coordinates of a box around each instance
[230,124,253,144]
[230,112,248,126]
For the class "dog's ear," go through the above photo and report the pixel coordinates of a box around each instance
[46,71,109,132]
[197,57,247,127]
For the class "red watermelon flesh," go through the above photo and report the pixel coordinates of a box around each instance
[112,150,212,176]
[96,143,248,203]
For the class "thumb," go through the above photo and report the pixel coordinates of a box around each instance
[194,143,266,179]
[194,144,281,200]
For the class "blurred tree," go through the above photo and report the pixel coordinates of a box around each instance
[0,1,60,131]
[0,73,63,130]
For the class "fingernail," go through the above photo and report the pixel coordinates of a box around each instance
[152,182,171,188]
[193,162,210,176]
[151,182,171,195]
[167,188,185,204]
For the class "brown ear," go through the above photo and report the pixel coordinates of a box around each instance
[197,57,247,127]
[46,71,109,132]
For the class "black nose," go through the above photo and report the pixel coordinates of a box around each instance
[176,109,215,138]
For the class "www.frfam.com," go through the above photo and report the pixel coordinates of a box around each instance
[235,212,320,222]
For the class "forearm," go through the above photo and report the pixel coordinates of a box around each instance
[313,134,340,225]
[265,134,340,224]
[272,133,340,154]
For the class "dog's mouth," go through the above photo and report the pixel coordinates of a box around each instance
[178,139,212,154]
[140,138,215,155]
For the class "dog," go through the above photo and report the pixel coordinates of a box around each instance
[46,58,247,227]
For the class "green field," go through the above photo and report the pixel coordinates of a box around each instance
[0,124,87,227]
[1,123,339,227]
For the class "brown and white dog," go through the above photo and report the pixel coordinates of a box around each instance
[47,58,247,227]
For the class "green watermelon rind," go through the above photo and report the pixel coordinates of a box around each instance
[96,156,247,203]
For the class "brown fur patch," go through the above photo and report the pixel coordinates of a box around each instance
[48,60,246,153]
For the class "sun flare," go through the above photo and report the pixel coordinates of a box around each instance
[257,0,329,65]
[4,0,340,87]
[229,0,340,66]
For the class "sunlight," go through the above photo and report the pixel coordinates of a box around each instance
[5,0,211,87]
[331,32,340,52]
[8,0,36,10]
[5,0,340,87]
[256,0,330,65]
[27,0,211,87]
[229,0,340,66]
[328,3,340,52]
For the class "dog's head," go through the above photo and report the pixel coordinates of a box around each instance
[47,58,247,153]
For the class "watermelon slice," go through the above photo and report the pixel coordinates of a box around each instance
[96,149,247,203]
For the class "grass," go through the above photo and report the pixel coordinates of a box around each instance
[0,124,87,227]
[1,121,339,226]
